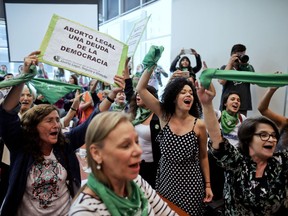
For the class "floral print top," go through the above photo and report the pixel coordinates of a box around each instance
[209,139,288,216]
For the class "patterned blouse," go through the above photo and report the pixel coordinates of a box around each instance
[209,139,288,216]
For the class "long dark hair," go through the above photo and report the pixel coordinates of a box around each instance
[70,74,78,85]
[160,77,202,120]
[21,104,66,162]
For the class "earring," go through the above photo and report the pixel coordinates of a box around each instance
[96,164,101,170]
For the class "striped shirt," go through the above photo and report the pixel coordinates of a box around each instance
[69,175,177,216]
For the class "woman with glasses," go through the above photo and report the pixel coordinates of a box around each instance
[197,81,288,215]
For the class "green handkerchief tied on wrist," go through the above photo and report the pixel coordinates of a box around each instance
[142,45,164,72]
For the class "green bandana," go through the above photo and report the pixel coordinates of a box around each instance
[199,68,288,89]
[29,78,81,104]
[110,102,127,112]
[221,110,239,134]
[142,45,164,71]
[0,65,81,104]
[0,65,37,88]
[87,174,148,216]
[0,70,6,76]
[132,107,152,126]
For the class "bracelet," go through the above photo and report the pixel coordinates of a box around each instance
[106,96,114,103]
[70,107,77,111]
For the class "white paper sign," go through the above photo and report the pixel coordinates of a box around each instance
[39,14,128,84]
[126,15,150,57]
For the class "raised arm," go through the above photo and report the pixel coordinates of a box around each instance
[61,90,83,128]
[2,51,40,112]
[196,81,223,149]
[191,49,202,73]
[123,57,134,103]
[98,75,125,112]
[136,67,162,118]
[258,87,288,129]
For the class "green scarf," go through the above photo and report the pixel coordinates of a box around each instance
[0,65,37,88]
[87,174,148,216]
[0,65,81,104]
[110,102,127,112]
[199,68,288,89]
[132,107,152,126]
[29,78,81,104]
[221,110,239,134]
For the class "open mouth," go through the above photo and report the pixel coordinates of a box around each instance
[50,132,58,136]
[129,162,140,168]
[263,145,273,150]
[184,99,191,104]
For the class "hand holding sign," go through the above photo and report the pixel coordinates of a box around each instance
[39,14,128,85]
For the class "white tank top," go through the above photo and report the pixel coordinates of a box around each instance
[135,124,154,162]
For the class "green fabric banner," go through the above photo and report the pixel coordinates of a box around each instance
[0,65,81,104]
[29,78,81,104]
[0,65,37,88]
[199,69,288,89]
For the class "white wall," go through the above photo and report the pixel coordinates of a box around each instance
[100,0,288,117]
[171,0,288,117]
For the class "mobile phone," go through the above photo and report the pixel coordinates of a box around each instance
[182,71,190,78]
[184,49,192,54]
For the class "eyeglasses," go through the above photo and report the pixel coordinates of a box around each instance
[254,132,277,141]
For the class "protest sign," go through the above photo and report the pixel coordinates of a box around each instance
[126,15,150,57]
[39,14,128,84]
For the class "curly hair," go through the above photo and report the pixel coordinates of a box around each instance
[21,104,66,162]
[160,77,202,120]
[238,116,279,157]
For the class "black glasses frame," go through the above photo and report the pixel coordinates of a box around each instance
[254,132,277,141]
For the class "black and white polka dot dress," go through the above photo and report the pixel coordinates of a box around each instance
[155,118,205,215]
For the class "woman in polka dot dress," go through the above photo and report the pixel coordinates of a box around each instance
[136,67,213,215]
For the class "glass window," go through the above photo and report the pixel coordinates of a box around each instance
[123,0,140,12]
[0,21,9,70]
[98,0,104,24]
[107,0,119,20]
[142,0,155,5]
[0,21,8,47]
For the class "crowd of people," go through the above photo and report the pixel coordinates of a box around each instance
[0,43,288,216]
